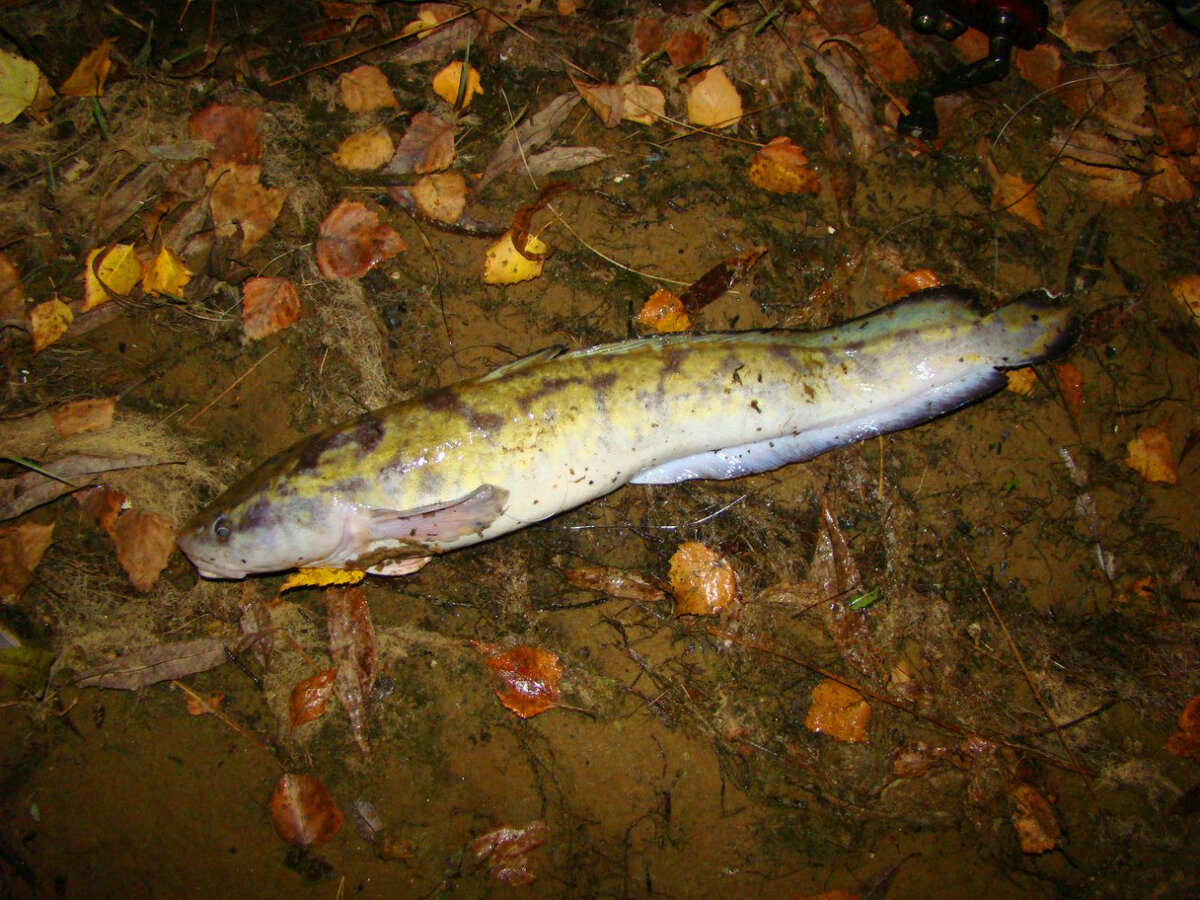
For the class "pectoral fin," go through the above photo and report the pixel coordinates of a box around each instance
[367,484,509,544]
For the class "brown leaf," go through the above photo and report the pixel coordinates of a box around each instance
[518,145,611,180]
[185,690,224,715]
[188,103,263,166]
[58,39,113,97]
[1059,0,1132,54]
[1052,361,1084,424]
[665,29,707,68]
[804,678,870,743]
[76,638,228,690]
[1014,42,1063,94]
[52,398,115,436]
[0,454,152,521]
[1009,783,1060,854]
[634,288,690,333]
[749,136,819,194]
[475,643,563,718]
[326,587,377,753]
[563,565,667,604]
[242,276,301,339]
[316,199,406,279]
[1154,105,1198,156]
[1166,694,1200,759]
[633,17,663,55]
[679,247,766,314]
[270,774,343,847]
[668,542,737,616]
[1169,274,1200,321]
[477,93,580,191]
[857,24,918,83]
[75,486,124,536]
[389,112,455,175]
[991,169,1043,229]
[111,509,176,591]
[209,163,288,254]
[289,667,338,730]
[0,521,54,603]
[29,297,73,352]
[0,251,24,319]
[686,66,742,129]
[330,126,394,171]
[410,172,468,223]
[1125,426,1177,485]
[472,820,549,887]
[339,64,399,112]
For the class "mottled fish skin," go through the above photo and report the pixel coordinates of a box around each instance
[178,287,1078,579]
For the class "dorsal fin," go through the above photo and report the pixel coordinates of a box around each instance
[478,346,565,382]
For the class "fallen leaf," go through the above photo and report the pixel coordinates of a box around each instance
[0,521,54,603]
[280,566,364,592]
[477,94,579,191]
[1146,156,1194,203]
[1154,105,1198,156]
[857,24,919,83]
[289,667,338,730]
[686,66,742,129]
[0,454,152,521]
[389,111,456,175]
[76,486,125,536]
[1005,368,1037,395]
[0,48,41,124]
[665,29,707,68]
[330,126,394,171]
[621,83,665,125]
[326,587,377,753]
[29,298,74,352]
[1166,694,1200,759]
[475,643,563,718]
[991,171,1043,229]
[188,103,263,166]
[472,820,549,887]
[58,39,113,97]
[749,136,819,194]
[1125,426,1176,484]
[241,276,301,339]
[270,774,343,847]
[1059,0,1132,54]
[483,231,547,285]
[1010,783,1060,854]
[339,64,400,112]
[803,678,871,743]
[111,509,176,591]
[0,251,22,318]
[185,690,225,715]
[634,288,690,333]
[678,246,766,313]
[1169,275,1200,321]
[52,398,115,436]
[668,542,736,616]
[1053,361,1084,423]
[410,172,468,223]
[76,638,228,689]
[316,199,406,279]
[1013,42,1062,94]
[514,146,610,181]
[210,163,289,254]
[83,244,142,311]
[0,645,55,693]
[634,17,663,55]
[432,61,483,109]
[573,77,625,128]
[563,565,668,603]
[894,269,942,296]
[142,247,193,297]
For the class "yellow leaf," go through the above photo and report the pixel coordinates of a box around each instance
[280,568,365,593]
[411,172,468,223]
[29,297,73,352]
[634,288,690,333]
[0,48,41,124]
[1168,274,1200,321]
[622,83,665,125]
[483,232,547,285]
[686,66,742,129]
[142,247,193,297]
[1005,368,1037,395]
[84,244,142,311]
[668,542,736,616]
[992,171,1043,229]
[748,136,819,194]
[330,126,395,172]
[1125,426,1177,485]
[432,62,483,110]
[59,39,113,98]
[803,678,871,743]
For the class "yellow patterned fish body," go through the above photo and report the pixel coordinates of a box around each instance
[178,287,1077,579]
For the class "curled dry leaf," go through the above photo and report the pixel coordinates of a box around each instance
[0,521,54,603]
[668,542,736,616]
[1009,783,1060,854]
[621,84,665,125]
[142,247,193,297]
[1,454,151,521]
[58,39,112,98]
[686,66,742,129]
[242,276,301,340]
[574,78,625,128]
[210,164,289,255]
[1166,694,1200,759]
[289,667,338,730]
[76,638,228,690]
[634,288,689,333]
[339,64,399,112]
[475,642,563,718]
[83,245,142,311]
[749,136,819,194]
[270,773,343,847]
[330,126,394,172]
[432,61,483,109]
[29,298,73,352]
[411,172,468,223]
[111,509,176,591]
[316,200,406,279]
[76,486,125,536]
[483,231,547,285]
[563,564,667,604]
[188,103,263,166]
[1125,426,1176,485]
[803,678,871,743]
[52,397,115,436]
[1168,274,1200,320]
[390,111,456,175]
[472,820,549,887]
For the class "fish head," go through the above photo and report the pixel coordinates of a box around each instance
[178,459,355,579]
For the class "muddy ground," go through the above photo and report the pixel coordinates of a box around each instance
[1,1,1198,897]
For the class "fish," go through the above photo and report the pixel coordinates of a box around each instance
[177,286,1078,580]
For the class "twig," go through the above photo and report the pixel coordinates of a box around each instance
[183,346,278,427]
[170,679,276,758]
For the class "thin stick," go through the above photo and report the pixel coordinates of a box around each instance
[183,346,278,427]
[170,679,275,758]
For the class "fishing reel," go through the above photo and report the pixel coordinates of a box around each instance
[898,0,1049,140]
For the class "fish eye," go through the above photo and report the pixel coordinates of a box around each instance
[213,516,233,541]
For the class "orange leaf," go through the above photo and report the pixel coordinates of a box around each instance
[634,288,689,333]
[209,164,288,254]
[241,276,301,340]
[1010,783,1060,854]
[410,172,468,223]
[111,510,176,592]
[289,667,338,730]
[269,773,343,847]
[330,126,394,172]
[1168,274,1200,321]
[1166,694,1200,759]
[58,39,112,97]
[1125,426,1177,485]
[749,136,819,194]
[339,64,399,112]
[29,297,73,352]
[476,643,563,718]
[668,542,736,616]
[1052,361,1084,423]
[316,199,406,279]
[188,103,263,166]
[857,24,918,83]
[665,29,707,68]
[52,397,115,436]
[894,268,942,295]
[432,61,483,110]
[1005,368,1037,396]
[1060,0,1132,53]
[0,521,54,603]
[991,171,1043,229]
[76,486,125,537]
[390,112,455,174]
[633,17,663,55]
[686,66,742,129]
[185,691,225,716]
[803,678,870,743]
